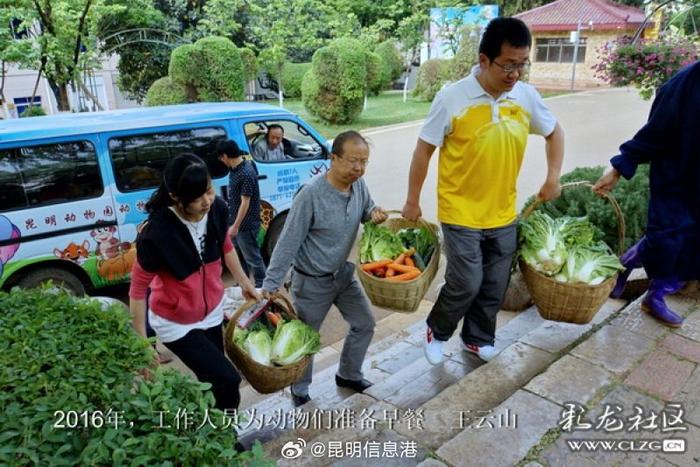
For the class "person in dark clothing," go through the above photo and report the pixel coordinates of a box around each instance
[129,153,258,410]
[217,140,266,288]
[594,60,700,328]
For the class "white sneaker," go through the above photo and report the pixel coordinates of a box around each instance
[424,327,445,365]
[463,342,498,362]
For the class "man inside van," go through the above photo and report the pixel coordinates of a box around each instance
[217,140,266,288]
[253,124,290,161]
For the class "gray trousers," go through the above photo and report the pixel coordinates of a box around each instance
[289,261,375,396]
[427,222,517,346]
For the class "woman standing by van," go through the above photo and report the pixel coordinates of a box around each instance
[129,154,258,410]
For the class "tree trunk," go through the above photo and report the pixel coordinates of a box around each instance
[0,61,11,119]
[29,61,45,113]
[47,78,71,111]
[277,63,284,108]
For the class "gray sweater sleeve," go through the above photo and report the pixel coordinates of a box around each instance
[262,187,313,292]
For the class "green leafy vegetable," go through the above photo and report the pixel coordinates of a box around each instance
[397,227,436,268]
[560,245,625,285]
[557,216,597,248]
[270,320,321,366]
[360,222,406,262]
[519,211,568,276]
[243,329,273,366]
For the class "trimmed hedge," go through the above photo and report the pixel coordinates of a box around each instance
[374,40,403,89]
[0,288,270,465]
[145,76,189,106]
[276,62,312,98]
[366,51,383,96]
[522,165,650,253]
[302,37,367,124]
[147,36,245,106]
[239,47,260,83]
[414,58,452,101]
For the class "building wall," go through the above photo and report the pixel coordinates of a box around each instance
[1,55,137,118]
[527,30,631,90]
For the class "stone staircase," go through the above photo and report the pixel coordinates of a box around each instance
[232,288,700,466]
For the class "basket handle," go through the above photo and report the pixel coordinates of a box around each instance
[382,209,436,233]
[229,290,299,326]
[520,181,626,256]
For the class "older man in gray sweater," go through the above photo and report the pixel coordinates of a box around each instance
[262,131,387,407]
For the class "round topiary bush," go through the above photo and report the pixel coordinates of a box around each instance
[168,36,245,103]
[302,37,367,124]
[414,58,452,101]
[145,76,190,106]
[0,288,269,465]
[275,62,311,98]
[522,165,650,253]
[365,51,384,96]
[374,40,403,89]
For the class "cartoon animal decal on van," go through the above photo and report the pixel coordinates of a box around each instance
[54,240,90,264]
[90,222,135,281]
[90,223,132,261]
[0,216,21,277]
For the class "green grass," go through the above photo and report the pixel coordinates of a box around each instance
[273,89,570,139]
[276,91,432,139]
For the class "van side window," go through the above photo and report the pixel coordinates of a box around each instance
[245,120,324,162]
[0,141,102,212]
[109,127,228,192]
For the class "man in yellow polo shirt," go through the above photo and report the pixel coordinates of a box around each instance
[403,17,564,364]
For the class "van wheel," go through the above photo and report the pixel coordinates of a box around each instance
[16,268,86,296]
[262,212,288,265]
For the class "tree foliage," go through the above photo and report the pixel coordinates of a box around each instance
[375,40,403,89]
[145,36,244,106]
[302,37,369,123]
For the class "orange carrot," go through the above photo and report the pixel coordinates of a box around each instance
[361,259,393,272]
[374,267,387,278]
[404,247,416,257]
[266,310,282,327]
[384,270,422,282]
[393,253,406,265]
[405,256,415,268]
[385,268,396,278]
[386,263,421,274]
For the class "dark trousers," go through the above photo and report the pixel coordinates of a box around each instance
[234,229,266,288]
[427,222,517,346]
[164,325,242,410]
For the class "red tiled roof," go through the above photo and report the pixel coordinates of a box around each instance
[514,0,647,31]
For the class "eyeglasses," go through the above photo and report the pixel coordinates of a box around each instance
[491,60,531,74]
[337,156,369,168]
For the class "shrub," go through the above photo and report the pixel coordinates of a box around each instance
[365,51,384,96]
[374,40,403,89]
[449,25,480,81]
[0,287,270,465]
[522,165,650,253]
[302,37,367,124]
[19,105,46,117]
[414,58,452,101]
[239,47,260,83]
[145,76,189,106]
[275,62,311,98]
[167,36,245,103]
[593,35,698,100]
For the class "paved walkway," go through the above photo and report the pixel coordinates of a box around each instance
[224,281,700,466]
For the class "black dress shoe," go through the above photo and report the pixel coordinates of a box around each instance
[335,375,373,392]
[291,390,311,407]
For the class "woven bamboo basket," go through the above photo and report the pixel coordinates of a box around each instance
[519,181,625,324]
[357,211,441,313]
[224,293,311,394]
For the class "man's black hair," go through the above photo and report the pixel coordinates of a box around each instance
[479,17,532,61]
[216,139,241,158]
[267,123,285,134]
